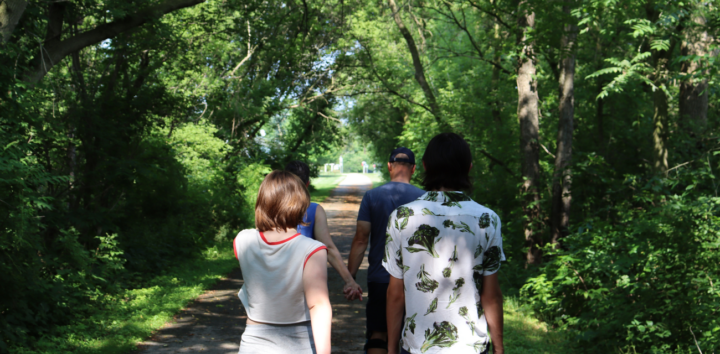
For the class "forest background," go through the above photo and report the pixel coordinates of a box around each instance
[1,0,719,353]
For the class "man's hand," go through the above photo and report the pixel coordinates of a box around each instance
[342,279,363,301]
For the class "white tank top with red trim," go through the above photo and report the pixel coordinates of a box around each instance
[233,229,327,324]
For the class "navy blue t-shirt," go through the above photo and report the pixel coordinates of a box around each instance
[357,181,425,284]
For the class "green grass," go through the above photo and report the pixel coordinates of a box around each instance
[309,173,346,203]
[503,297,575,353]
[365,172,385,187]
[12,246,238,354]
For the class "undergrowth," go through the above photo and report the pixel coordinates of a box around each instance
[503,297,575,354]
[10,246,237,354]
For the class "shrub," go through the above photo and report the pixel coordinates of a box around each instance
[522,165,720,353]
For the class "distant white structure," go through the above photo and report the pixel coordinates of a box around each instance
[339,156,344,173]
[324,158,343,173]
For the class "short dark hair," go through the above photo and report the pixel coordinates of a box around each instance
[285,160,310,185]
[421,133,472,191]
[255,170,310,232]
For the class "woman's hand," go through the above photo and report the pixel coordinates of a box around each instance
[342,279,363,301]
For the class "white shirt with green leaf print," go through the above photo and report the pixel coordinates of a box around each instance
[382,191,505,354]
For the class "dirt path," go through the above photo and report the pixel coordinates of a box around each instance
[138,174,373,353]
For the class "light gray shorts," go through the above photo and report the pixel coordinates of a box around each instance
[238,322,316,354]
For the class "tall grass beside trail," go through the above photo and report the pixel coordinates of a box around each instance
[10,247,238,354]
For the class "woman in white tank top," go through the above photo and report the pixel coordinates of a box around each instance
[234,171,332,354]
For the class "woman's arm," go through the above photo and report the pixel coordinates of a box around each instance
[303,249,332,354]
[314,205,363,300]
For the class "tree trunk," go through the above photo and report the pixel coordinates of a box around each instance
[551,6,576,247]
[491,22,501,123]
[652,85,669,172]
[0,0,27,43]
[491,56,501,122]
[651,49,673,173]
[679,15,710,136]
[387,0,447,130]
[646,4,676,174]
[596,80,604,147]
[516,3,542,265]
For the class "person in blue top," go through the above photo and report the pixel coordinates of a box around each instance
[347,148,425,354]
[285,161,363,300]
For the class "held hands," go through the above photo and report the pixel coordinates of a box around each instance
[342,279,363,301]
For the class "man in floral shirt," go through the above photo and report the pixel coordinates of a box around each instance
[383,133,505,354]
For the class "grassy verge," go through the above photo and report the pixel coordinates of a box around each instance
[364,172,385,188]
[309,173,346,203]
[503,297,575,353]
[13,246,237,354]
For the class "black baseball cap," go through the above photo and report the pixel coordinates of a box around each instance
[389,147,416,165]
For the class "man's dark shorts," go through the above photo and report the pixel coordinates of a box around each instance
[366,282,389,334]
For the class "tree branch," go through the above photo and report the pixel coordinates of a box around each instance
[226,19,257,78]
[479,149,518,178]
[25,0,205,84]
[357,37,435,116]
[388,0,446,128]
[466,0,513,30]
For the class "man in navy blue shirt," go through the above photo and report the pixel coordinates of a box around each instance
[348,147,425,354]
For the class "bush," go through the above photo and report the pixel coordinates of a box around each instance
[521,164,720,353]
[0,119,267,350]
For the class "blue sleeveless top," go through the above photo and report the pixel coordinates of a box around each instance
[298,203,319,239]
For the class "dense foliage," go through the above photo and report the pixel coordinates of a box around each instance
[523,159,720,352]
[1,0,719,352]
[334,0,720,353]
[0,0,345,350]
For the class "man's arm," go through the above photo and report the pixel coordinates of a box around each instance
[348,220,371,277]
[313,205,363,300]
[386,276,405,354]
[481,273,504,354]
